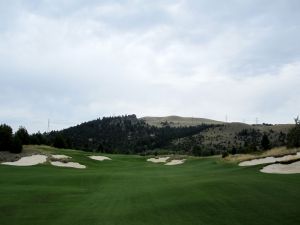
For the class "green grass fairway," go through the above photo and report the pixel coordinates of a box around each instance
[0,146,299,225]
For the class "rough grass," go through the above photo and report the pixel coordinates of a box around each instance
[224,147,300,163]
[0,145,299,225]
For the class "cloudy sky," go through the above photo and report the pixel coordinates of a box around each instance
[1,0,300,133]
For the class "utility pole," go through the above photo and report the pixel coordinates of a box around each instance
[47,119,50,133]
[255,117,258,125]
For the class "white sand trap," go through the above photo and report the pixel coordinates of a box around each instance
[239,152,300,166]
[50,161,86,169]
[165,159,185,166]
[260,161,300,174]
[89,156,111,161]
[147,157,170,163]
[52,154,71,159]
[1,155,47,166]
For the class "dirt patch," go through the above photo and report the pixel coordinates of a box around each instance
[260,161,300,174]
[1,155,47,166]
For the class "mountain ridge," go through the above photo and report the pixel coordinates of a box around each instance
[140,115,224,127]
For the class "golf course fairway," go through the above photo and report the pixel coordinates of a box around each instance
[0,146,299,225]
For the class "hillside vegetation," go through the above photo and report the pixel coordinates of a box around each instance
[49,115,216,154]
[172,122,292,155]
[44,115,293,156]
[2,115,294,157]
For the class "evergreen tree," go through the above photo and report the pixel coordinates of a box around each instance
[15,126,30,145]
[10,136,23,153]
[30,132,47,145]
[287,119,300,148]
[231,147,237,155]
[261,133,271,150]
[53,135,67,149]
[0,124,13,151]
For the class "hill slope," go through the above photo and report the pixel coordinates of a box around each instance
[47,115,293,156]
[50,115,216,153]
[173,122,293,155]
[140,116,224,127]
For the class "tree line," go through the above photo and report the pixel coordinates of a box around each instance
[0,125,27,153]
[1,115,299,155]
[0,124,48,153]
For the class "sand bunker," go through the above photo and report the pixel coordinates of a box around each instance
[89,156,111,161]
[50,161,86,169]
[147,157,186,165]
[239,152,300,166]
[147,157,170,163]
[1,155,47,166]
[1,154,86,169]
[52,154,71,159]
[260,161,300,174]
[165,159,185,166]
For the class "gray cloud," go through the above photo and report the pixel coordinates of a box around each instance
[0,0,300,133]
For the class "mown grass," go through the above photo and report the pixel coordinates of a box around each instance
[0,145,299,225]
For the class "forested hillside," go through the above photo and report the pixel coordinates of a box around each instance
[1,115,295,156]
[171,122,292,155]
[48,115,216,154]
[44,115,294,155]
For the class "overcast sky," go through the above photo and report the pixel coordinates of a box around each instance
[1,0,300,133]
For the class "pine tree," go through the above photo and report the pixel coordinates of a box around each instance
[15,126,30,145]
[0,124,13,151]
[261,133,271,150]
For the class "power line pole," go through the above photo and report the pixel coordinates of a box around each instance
[47,119,50,132]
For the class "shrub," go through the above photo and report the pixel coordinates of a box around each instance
[222,151,229,158]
